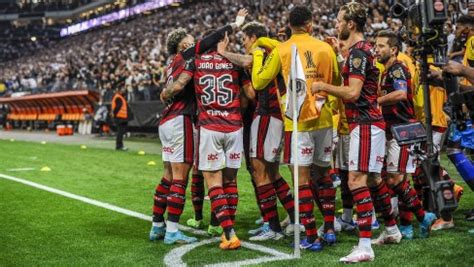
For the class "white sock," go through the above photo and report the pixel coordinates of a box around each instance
[385,225,399,234]
[358,238,372,249]
[166,221,178,233]
[342,208,353,222]
[372,208,377,223]
[153,222,164,228]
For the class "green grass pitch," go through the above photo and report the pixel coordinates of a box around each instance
[0,139,473,266]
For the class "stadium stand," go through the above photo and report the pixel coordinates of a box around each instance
[0,0,394,99]
[0,0,468,129]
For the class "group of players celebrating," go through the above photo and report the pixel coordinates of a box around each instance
[146,2,469,263]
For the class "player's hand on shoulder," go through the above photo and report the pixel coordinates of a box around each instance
[254,37,280,51]
[249,46,265,55]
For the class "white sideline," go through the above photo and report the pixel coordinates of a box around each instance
[0,173,294,266]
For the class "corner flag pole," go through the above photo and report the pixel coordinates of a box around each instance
[291,44,300,258]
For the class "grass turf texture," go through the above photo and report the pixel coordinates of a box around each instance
[1,139,473,266]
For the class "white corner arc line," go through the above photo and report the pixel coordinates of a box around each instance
[205,255,293,267]
[0,173,295,266]
[164,238,220,267]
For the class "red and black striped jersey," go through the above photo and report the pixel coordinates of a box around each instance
[160,53,196,125]
[185,50,251,133]
[159,24,234,125]
[342,41,384,129]
[380,61,415,134]
[255,72,285,120]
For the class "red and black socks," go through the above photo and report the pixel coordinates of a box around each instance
[369,181,397,227]
[256,183,281,232]
[398,199,414,225]
[317,174,336,232]
[209,186,234,240]
[392,179,425,222]
[252,179,267,222]
[223,182,238,224]
[152,177,171,223]
[166,180,187,223]
[273,177,295,223]
[352,187,373,239]
[299,184,318,243]
[190,173,205,221]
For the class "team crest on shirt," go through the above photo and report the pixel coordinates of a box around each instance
[304,51,317,69]
[352,57,362,69]
[392,69,402,79]
[214,54,223,60]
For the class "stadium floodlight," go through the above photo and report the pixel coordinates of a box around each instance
[290,45,300,259]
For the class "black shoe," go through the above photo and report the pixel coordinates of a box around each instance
[465,209,474,221]
[116,147,128,151]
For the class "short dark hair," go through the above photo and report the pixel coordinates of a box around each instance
[289,5,312,27]
[242,21,268,39]
[457,15,474,26]
[340,2,367,33]
[166,28,188,55]
[377,30,401,54]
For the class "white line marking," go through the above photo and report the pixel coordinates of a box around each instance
[205,255,293,267]
[0,173,207,236]
[241,241,290,257]
[6,168,35,172]
[0,173,295,266]
[164,238,220,267]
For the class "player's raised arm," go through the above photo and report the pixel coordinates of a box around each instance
[182,8,248,59]
[217,32,253,68]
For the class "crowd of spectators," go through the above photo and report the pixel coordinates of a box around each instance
[0,0,91,14]
[0,0,469,102]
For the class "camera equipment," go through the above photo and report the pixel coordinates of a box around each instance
[392,122,458,213]
[391,0,458,214]
[391,0,448,65]
[391,122,427,146]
